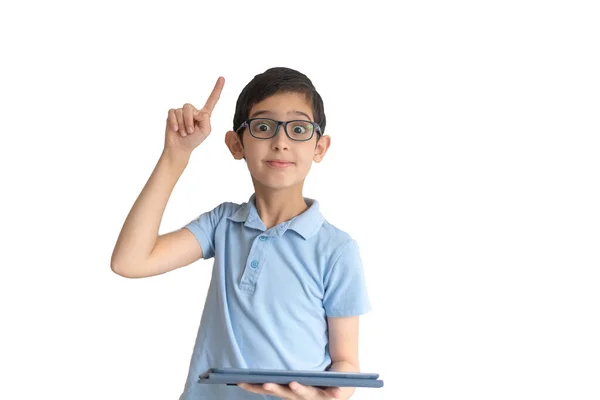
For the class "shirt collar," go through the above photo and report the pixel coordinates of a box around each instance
[227,193,323,240]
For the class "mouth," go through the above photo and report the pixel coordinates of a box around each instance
[265,160,294,168]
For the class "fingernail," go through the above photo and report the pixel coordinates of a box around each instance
[187,127,193,134]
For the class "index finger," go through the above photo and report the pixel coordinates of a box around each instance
[203,76,225,114]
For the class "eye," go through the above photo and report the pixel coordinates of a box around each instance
[289,121,313,136]
[257,123,271,132]
[292,125,307,134]
[251,119,276,133]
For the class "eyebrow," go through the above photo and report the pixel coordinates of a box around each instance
[250,110,313,121]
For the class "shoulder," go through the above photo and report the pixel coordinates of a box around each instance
[208,200,244,218]
[319,218,353,243]
[314,217,359,259]
[218,201,243,215]
[187,200,244,225]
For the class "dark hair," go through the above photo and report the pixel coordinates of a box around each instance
[233,67,326,141]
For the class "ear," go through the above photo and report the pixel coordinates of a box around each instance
[313,134,331,163]
[225,130,245,160]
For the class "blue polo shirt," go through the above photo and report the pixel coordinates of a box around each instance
[178,193,371,400]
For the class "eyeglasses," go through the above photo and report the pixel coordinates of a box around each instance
[235,118,322,142]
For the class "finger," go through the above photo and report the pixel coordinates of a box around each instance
[237,383,258,393]
[175,108,186,137]
[167,109,178,132]
[289,381,319,398]
[237,383,272,396]
[193,110,210,125]
[290,381,339,399]
[193,110,211,136]
[202,76,225,114]
[324,386,342,398]
[262,383,295,398]
[182,103,196,134]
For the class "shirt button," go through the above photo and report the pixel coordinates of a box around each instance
[259,236,267,241]
[250,260,259,268]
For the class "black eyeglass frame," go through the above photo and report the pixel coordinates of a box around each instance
[235,117,322,142]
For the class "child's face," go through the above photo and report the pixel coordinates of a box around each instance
[225,91,330,191]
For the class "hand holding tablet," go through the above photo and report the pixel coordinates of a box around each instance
[198,367,384,388]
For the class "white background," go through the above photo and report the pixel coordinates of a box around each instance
[1,0,598,399]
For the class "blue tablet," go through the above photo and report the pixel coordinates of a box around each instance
[198,367,384,388]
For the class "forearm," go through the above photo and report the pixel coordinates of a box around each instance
[111,149,189,272]
[328,360,359,399]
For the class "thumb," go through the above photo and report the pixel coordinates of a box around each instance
[193,109,209,121]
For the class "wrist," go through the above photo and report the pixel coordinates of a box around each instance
[161,148,191,169]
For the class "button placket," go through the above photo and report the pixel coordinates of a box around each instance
[240,233,271,292]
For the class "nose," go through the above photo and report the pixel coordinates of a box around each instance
[271,123,291,150]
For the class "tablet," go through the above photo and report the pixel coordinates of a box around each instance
[198,367,384,388]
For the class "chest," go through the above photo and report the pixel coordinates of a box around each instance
[216,226,325,300]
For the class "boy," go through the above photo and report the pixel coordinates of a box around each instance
[111,67,371,400]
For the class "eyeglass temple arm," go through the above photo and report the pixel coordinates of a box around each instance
[235,121,248,133]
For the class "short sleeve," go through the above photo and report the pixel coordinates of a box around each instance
[323,239,372,317]
[183,202,233,259]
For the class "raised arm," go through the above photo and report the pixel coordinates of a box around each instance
[110,77,225,278]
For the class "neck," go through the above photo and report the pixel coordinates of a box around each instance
[252,182,309,229]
